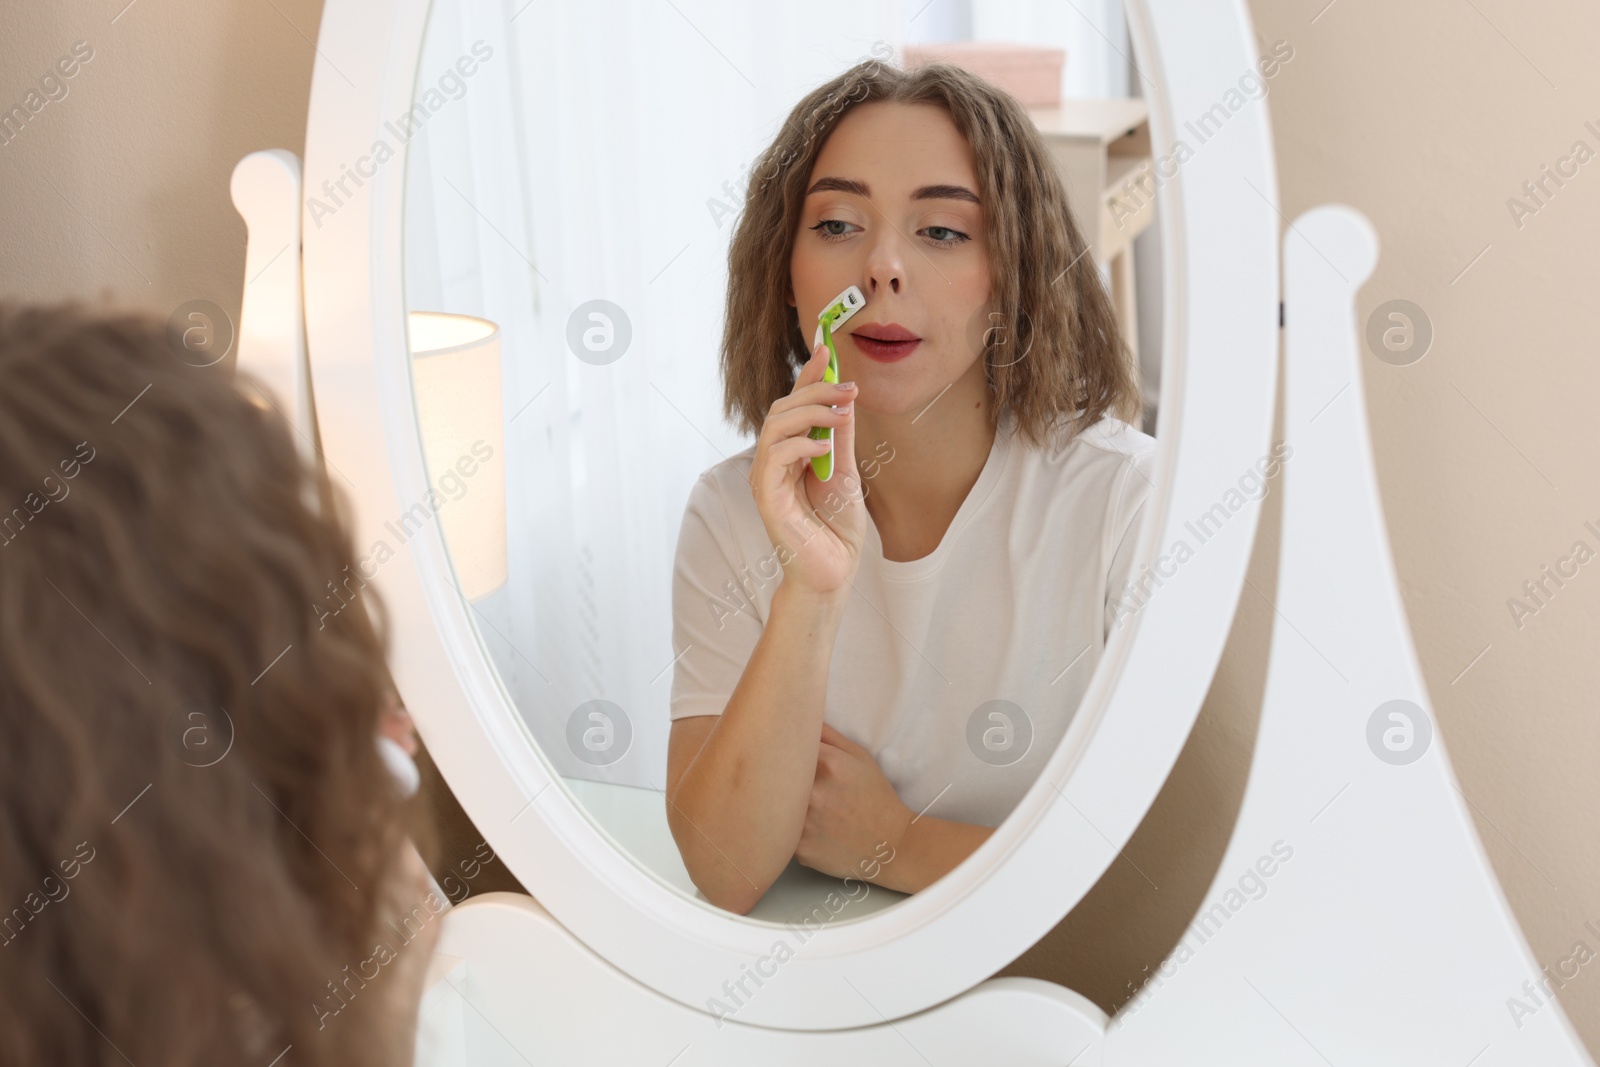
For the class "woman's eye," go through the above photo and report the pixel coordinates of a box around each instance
[810,219,857,241]
[921,225,969,247]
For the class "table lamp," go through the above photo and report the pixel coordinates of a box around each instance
[406,310,507,602]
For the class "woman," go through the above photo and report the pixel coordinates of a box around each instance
[0,301,439,1065]
[665,60,1156,914]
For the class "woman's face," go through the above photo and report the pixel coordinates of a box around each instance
[788,101,991,418]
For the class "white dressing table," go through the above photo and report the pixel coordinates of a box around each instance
[225,0,1596,1060]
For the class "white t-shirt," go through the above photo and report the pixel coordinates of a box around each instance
[668,409,1158,828]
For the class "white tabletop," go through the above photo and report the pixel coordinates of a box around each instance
[563,776,911,925]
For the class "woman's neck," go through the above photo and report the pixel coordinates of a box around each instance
[852,359,998,561]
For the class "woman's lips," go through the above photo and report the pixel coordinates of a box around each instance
[851,334,921,362]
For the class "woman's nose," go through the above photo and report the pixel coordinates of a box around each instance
[861,219,907,296]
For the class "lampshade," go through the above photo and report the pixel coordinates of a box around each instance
[406,311,507,601]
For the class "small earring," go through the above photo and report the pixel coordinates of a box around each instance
[377,734,421,797]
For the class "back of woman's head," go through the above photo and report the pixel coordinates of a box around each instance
[0,300,428,1065]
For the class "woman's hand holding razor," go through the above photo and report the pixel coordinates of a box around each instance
[750,340,866,600]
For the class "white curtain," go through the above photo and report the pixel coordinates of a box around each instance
[404,0,1134,790]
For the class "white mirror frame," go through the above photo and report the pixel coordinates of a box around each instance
[298,0,1277,1030]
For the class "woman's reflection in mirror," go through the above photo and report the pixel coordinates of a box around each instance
[665,59,1154,915]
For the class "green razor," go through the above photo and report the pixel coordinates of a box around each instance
[808,284,866,481]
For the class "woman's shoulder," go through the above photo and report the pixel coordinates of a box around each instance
[1031,411,1157,478]
[1020,412,1158,533]
[1062,411,1156,459]
[678,444,763,545]
[686,442,759,507]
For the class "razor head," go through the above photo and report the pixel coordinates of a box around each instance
[813,285,867,347]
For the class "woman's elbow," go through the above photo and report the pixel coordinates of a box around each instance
[700,878,761,915]
[666,804,766,914]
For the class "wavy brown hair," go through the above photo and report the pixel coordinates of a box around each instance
[722,57,1141,452]
[0,300,435,1065]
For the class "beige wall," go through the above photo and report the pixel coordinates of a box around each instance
[3,0,1594,1053]
[0,1,321,330]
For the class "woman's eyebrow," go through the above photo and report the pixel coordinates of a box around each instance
[804,176,980,204]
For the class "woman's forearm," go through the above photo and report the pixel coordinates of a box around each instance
[668,579,849,913]
[871,816,996,896]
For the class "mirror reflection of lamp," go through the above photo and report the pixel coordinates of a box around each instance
[406,311,507,601]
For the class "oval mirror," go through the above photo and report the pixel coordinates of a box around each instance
[302,0,1279,1029]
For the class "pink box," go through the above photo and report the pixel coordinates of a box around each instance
[902,42,1066,109]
